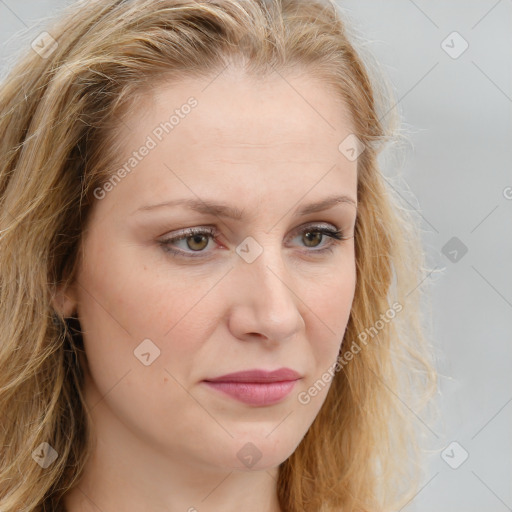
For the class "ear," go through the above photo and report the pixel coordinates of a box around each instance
[52,282,78,318]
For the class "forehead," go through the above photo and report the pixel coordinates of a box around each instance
[99,67,358,216]
[121,66,355,155]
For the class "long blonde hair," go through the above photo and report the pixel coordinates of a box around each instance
[0,1,437,510]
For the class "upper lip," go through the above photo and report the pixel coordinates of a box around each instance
[204,368,302,383]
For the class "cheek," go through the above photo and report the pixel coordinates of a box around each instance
[75,249,224,447]
[292,264,355,412]
[78,220,219,336]
[302,256,356,363]
[76,255,231,418]
[307,251,356,320]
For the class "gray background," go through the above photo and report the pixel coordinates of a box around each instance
[1,1,511,511]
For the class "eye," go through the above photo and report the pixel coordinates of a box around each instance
[158,223,350,259]
[287,224,348,255]
[159,226,219,258]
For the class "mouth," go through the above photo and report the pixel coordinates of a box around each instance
[202,368,302,406]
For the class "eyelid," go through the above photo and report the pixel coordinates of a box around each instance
[158,221,350,258]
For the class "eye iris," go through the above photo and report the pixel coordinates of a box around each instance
[303,231,322,247]
[187,234,209,251]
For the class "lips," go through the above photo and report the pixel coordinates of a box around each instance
[203,368,302,406]
[204,368,302,383]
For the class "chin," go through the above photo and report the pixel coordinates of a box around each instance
[222,434,300,472]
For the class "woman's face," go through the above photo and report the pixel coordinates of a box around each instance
[63,66,358,473]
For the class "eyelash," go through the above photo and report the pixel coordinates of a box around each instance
[158,224,349,259]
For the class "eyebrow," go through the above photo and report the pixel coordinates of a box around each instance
[131,194,357,220]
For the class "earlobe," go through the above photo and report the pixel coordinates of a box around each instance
[52,284,78,318]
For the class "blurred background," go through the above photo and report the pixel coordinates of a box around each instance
[1,1,511,510]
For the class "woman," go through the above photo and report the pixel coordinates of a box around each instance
[0,1,437,511]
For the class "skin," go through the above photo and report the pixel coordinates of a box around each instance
[57,65,359,512]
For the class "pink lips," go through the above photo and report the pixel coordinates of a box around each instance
[203,368,301,406]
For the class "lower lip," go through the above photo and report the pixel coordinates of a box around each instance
[203,380,298,406]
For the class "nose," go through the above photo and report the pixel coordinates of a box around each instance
[226,242,305,343]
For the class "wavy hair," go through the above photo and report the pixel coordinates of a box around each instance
[0,1,437,510]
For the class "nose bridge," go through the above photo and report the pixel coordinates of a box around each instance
[231,237,303,341]
[252,241,290,302]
